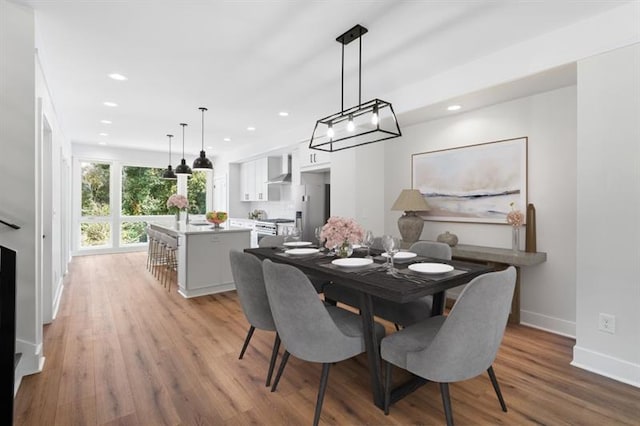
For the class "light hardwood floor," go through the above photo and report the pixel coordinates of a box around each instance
[14,252,640,425]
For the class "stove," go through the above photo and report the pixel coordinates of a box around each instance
[255,218,294,236]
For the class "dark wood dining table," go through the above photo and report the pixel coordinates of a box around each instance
[244,246,493,409]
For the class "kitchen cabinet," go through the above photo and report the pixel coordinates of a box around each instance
[240,161,255,201]
[150,222,251,298]
[239,157,281,202]
[299,141,331,170]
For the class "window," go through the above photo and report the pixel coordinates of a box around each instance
[188,170,207,214]
[121,165,176,215]
[80,162,111,247]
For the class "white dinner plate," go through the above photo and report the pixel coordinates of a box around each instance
[283,241,313,247]
[284,248,319,256]
[408,263,454,274]
[381,251,417,259]
[351,244,362,249]
[331,258,374,268]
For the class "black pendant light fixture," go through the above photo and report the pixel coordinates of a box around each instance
[192,107,213,170]
[161,134,177,180]
[175,123,192,176]
[309,24,401,152]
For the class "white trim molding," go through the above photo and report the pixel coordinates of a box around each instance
[572,345,640,388]
[521,310,576,338]
[15,339,46,394]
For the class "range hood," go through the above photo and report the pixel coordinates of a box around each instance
[267,154,291,184]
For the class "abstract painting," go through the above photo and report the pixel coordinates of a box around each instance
[412,137,527,223]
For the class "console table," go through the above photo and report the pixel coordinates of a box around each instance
[451,244,547,324]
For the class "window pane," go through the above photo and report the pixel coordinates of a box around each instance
[80,222,111,247]
[188,171,207,214]
[121,166,176,215]
[120,221,148,245]
[81,162,110,216]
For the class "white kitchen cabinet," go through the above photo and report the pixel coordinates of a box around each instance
[151,223,251,298]
[299,141,331,170]
[240,160,255,201]
[240,157,281,202]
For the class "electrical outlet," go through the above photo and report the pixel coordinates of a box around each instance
[598,313,616,334]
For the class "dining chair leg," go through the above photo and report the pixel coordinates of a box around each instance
[270,350,290,392]
[313,363,331,426]
[440,382,454,426]
[487,365,507,412]
[266,333,281,387]
[238,326,255,359]
[384,361,392,415]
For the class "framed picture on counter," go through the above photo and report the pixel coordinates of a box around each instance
[412,137,528,224]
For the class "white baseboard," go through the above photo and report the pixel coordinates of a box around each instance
[51,279,64,320]
[572,345,640,388]
[15,339,46,395]
[178,282,236,298]
[520,309,576,338]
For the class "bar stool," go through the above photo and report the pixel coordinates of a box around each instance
[160,233,178,291]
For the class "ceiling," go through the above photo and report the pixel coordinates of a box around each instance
[20,1,623,159]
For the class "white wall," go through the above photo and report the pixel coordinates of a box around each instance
[0,0,43,381]
[573,43,640,387]
[376,86,578,336]
[36,52,72,324]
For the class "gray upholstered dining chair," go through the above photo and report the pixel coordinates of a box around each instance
[258,235,285,247]
[229,250,281,387]
[323,240,452,327]
[381,266,516,426]
[262,259,385,426]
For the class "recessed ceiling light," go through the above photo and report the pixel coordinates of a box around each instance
[100,119,112,124]
[223,137,231,142]
[108,73,127,81]
[207,146,213,150]
[98,141,107,146]
[247,126,256,131]
[279,111,289,117]
[447,105,461,111]
[103,101,118,107]
[99,132,108,136]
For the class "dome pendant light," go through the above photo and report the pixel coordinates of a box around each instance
[192,107,213,170]
[161,134,177,180]
[175,123,192,176]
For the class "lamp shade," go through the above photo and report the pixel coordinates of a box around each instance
[391,189,430,212]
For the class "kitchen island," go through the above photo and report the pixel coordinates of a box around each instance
[151,222,251,298]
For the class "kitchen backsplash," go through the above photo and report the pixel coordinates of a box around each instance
[250,201,296,220]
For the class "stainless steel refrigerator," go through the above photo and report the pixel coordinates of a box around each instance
[299,184,330,242]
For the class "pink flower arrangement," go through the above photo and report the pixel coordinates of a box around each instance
[320,216,364,249]
[167,194,188,212]
[506,202,524,227]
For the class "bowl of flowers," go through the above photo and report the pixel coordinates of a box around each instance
[206,211,228,228]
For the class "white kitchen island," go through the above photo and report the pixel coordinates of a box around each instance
[151,222,251,298]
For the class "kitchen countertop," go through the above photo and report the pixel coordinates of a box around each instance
[151,221,251,236]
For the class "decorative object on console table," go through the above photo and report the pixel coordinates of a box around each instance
[506,202,524,252]
[437,231,458,247]
[525,203,537,253]
[391,189,430,245]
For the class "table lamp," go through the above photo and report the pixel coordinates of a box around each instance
[391,189,431,244]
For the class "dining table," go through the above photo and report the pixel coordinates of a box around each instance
[244,245,494,409]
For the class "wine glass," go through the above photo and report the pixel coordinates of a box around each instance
[289,227,301,243]
[315,226,324,249]
[362,230,374,258]
[382,235,400,273]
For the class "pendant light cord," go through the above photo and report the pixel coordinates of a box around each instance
[180,123,187,157]
[199,107,207,150]
[167,134,173,163]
